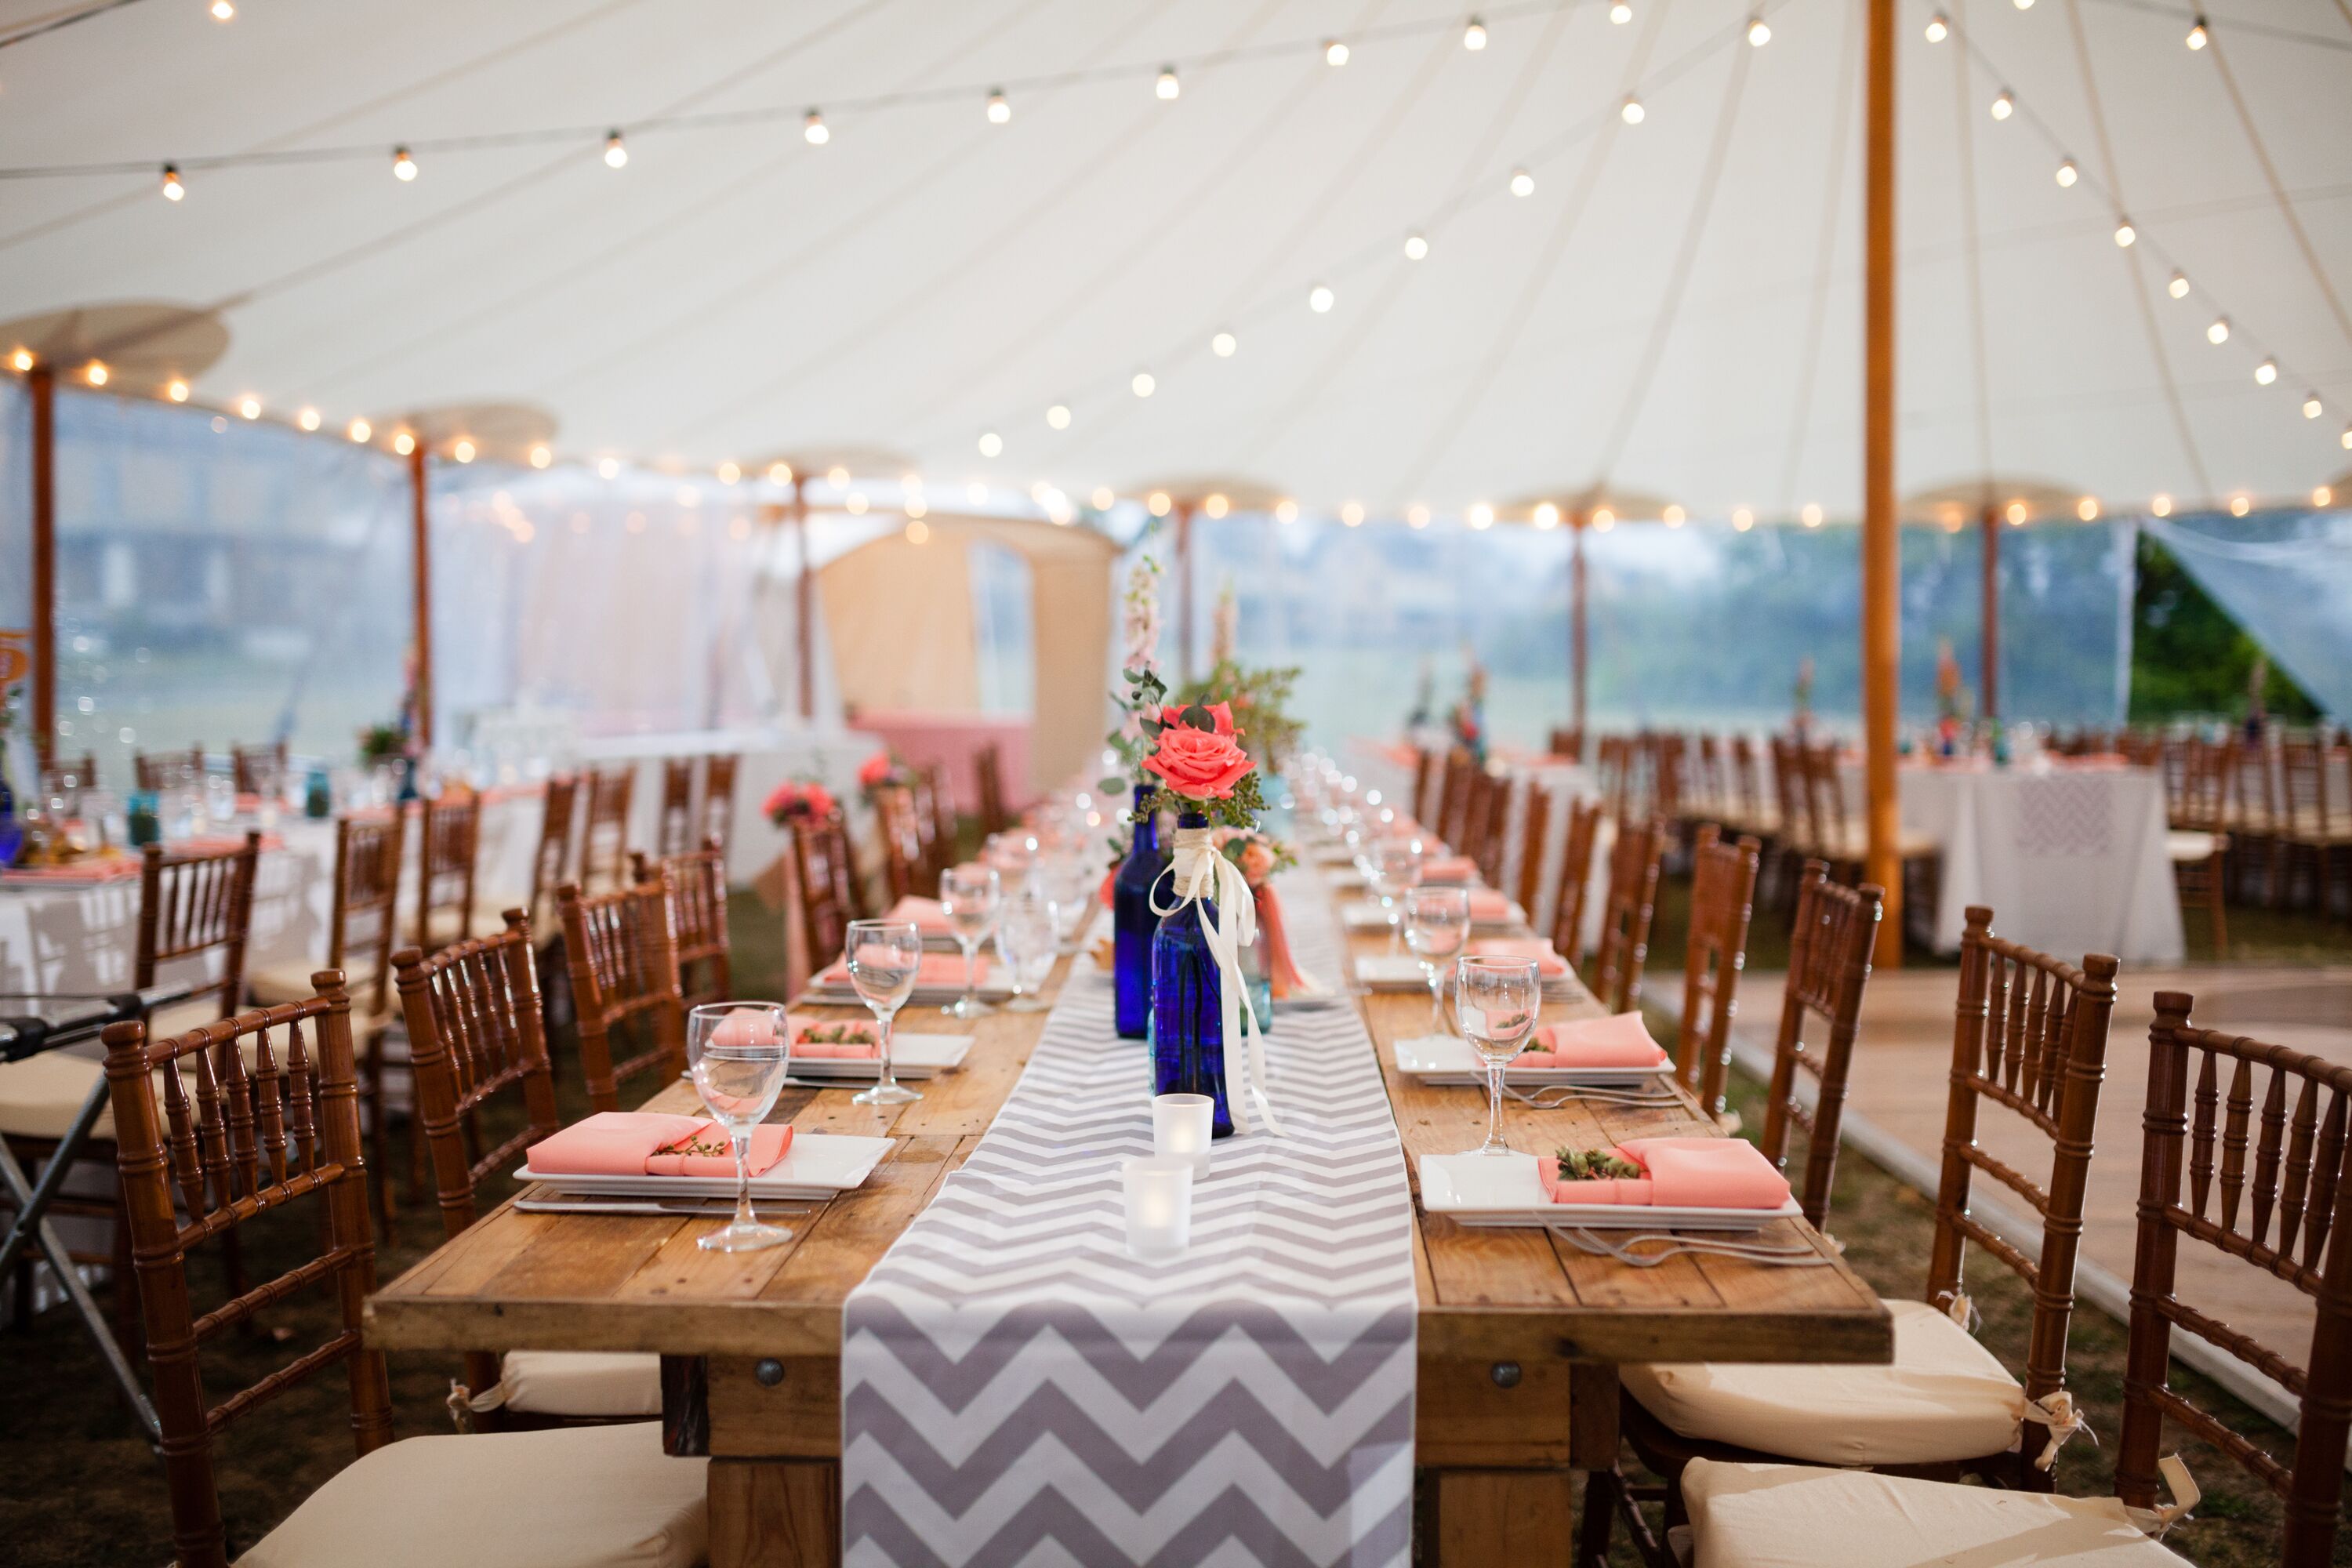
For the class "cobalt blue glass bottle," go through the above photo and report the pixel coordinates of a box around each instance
[1112,785,1164,1039]
[1152,814,1233,1138]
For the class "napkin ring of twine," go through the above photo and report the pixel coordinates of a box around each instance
[1153,826,1283,1136]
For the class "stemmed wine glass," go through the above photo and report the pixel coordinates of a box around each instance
[685,1003,795,1251]
[1371,837,1424,952]
[845,919,924,1106]
[995,891,1058,1013]
[1403,886,1472,1034]
[938,864,1001,1019]
[1455,955,1541,1157]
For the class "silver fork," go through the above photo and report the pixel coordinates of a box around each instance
[1504,1083,1687,1110]
[1552,1225,1834,1269]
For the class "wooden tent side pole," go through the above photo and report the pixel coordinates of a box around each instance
[29,365,56,772]
[1175,501,1196,684]
[1980,502,2000,721]
[1570,513,1588,740]
[793,478,814,719]
[408,442,434,749]
[1863,0,1903,966]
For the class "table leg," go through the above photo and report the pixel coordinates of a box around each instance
[1432,1469,1575,1563]
[709,1457,838,1568]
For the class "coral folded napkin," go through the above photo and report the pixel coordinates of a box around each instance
[1419,855,1479,884]
[818,951,982,989]
[1536,1138,1790,1209]
[1515,1012,1668,1070]
[1465,888,1515,921]
[792,1016,881,1058]
[1468,938,1569,978]
[530,1112,794,1179]
[884,896,955,937]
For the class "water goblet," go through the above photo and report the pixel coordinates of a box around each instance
[1403,885,1472,1033]
[994,891,1058,1013]
[685,1003,795,1251]
[845,919,924,1106]
[1373,837,1424,952]
[938,864,1001,1018]
[1455,955,1541,1157]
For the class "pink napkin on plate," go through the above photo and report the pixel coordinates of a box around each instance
[1420,855,1479,884]
[884,895,955,937]
[1536,1138,1789,1210]
[790,1015,881,1058]
[530,1111,795,1179]
[1515,1012,1668,1069]
[1468,937,1568,978]
[1465,888,1514,921]
[818,950,982,989]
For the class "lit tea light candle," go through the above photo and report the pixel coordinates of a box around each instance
[1122,1156,1194,1260]
[1152,1094,1214,1174]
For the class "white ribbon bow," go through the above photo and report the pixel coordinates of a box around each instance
[2019,1388,2096,1471]
[1152,826,1283,1136]
[2124,1455,2200,1538]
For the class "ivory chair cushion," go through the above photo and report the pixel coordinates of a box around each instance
[1621,1298,2026,1466]
[237,1421,706,1568]
[0,1050,111,1140]
[2164,830,2225,862]
[1682,1459,2184,1567]
[499,1350,664,1418]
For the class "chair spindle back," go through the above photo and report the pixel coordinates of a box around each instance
[1758,862,1884,1230]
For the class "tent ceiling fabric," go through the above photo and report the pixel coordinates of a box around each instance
[4,0,2348,517]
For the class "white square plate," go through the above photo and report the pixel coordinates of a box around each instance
[1354,953,1436,990]
[1417,1152,1802,1232]
[1391,1033,1669,1087]
[800,977,1014,1007]
[516,1131,894,1201]
[1345,899,1523,934]
[786,1032,971,1080]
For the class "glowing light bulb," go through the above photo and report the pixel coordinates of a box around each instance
[210,0,233,19]
[1046,403,1071,430]
[1463,16,1487,49]
[906,496,928,519]
[1274,498,1299,524]
[2114,218,2136,247]
[530,444,554,469]
[597,456,620,478]
[1407,505,1430,528]
[84,360,108,387]
[1148,491,1171,517]
[2254,358,2277,386]
[8,349,31,372]
[986,89,1011,124]
[1534,502,1561,529]
[2206,317,2229,344]
[348,417,372,443]
[2014,0,2034,10]
[161,164,184,201]
[1091,487,1115,510]
[1342,501,1367,527]
[1468,502,1494,529]
[1308,282,1334,313]
[296,406,320,430]
[2054,158,2077,187]
[393,147,417,180]
[1131,370,1156,397]
[2314,486,2333,507]
[804,109,828,144]
[906,518,931,543]
[1733,506,1755,531]
[2077,496,2100,521]
[2343,424,2352,451]
[1156,66,1180,100]
[1990,89,2013,122]
[826,466,849,487]
[1403,231,1428,260]
[717,461,741,484]
[1801,503,1824,528]
[1663,503,1686,526]
[2230,495,2252,515]
[768,463,793,484]
[1211,329,1237,357]
[165,379,189,402]
[2304,393,2324,419]
[1621,96,1645,124]
[1610,1,1632,22]
[1748,16,1770,45]
[978,430,1003,457]
[2186,15,2208,49]
[1592,507,1615,532]
[604,131,627,168]
[2168,271,2190,299]
[1326,39,1349,65]
[1509,167,1534,197]
[2151,493,2172,517]
[2005,500,2029,525]
[1204,492,1230,518]
[393,430,416,456]
[1925,11,1950,41]
[846,492,868,514]
[452,437,476,463]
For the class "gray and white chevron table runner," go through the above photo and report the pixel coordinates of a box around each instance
[842,866,1417,1566]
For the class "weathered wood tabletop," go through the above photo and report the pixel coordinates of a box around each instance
[365,859,1889,1566]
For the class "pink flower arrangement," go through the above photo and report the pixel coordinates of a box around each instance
[1143,702,1254,800]
[763,779,837,825]
[857,750,895,789]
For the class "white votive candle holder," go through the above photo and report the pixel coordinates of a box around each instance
[1152,1093,1214,1175]
[1122,1155,1194,1261]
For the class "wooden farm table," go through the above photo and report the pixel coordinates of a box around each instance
[365,868,1890,1566]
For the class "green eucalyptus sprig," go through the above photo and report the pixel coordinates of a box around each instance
[1133,769,1269,831]
[1100,663,1170,793]
[1553,1147,1645,1182]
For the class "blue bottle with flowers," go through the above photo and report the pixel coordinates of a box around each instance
[1112,784,1163,1039]
[1152,810,1232,1134]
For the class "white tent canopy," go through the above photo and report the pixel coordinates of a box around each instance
[3,0,2347,521]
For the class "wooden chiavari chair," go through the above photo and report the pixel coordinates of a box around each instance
[1758,861,1883,1231]
[1513,785,1554,927]
[1596,911,2122,1561]
[2276,733,2351,916]
[1434,749,1473,850]
[228,739,286,797]
[873,785,932,905]
[1650,734,1686,834]
[1464,768,1511,887]
[556,879,688,1114]
[976,743,1011,835]
[524,772,579,933]
[634,840,731,1009]
[1595,737,1635,824]
[103,975,707,1568]
[919,764,959,877]
[1547,726,1584,764]
[1548,797,1604,969]
[1410,747,1439,826]
[792,812,861,980]
[40,750,99,802]
[1671,826,1760,1122]
[397,916,663,1424]
[1583,816,1665,1015]
[1726,735,1779,844]
[2166,740,2230,955]
[1673,989,2347,1568]
[134,745,207,794]
[1686,734,1728,830]
[414,789,481,951]
[655,757,695,858]
[700,753,739,848]
[579,767,635,893]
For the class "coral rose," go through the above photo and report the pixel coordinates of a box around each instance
[1238,840,1276,884]
[857,751,894,788]
[1145,710,1255,800]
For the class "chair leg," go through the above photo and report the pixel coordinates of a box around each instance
[2209,854,2228,956]
[365,1033,396,1246]
[1577,1467,1617,1567]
